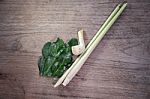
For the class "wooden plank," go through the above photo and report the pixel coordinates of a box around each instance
[0,0,150,99]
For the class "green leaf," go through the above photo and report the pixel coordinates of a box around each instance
[49,43,57,57]
[51,61,59,73]
[55,38,65,51]
[43,56,55,76]
[52,63,66,77]
[42,42,51,58]
[38,56,45,76]
[38,37,78,78]
[68,38,78,47]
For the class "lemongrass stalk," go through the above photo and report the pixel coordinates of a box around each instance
[63,3,127,86]
[54,3,122,87]
[85,3,121,49]
[54,2,127,87]
[54,56,81,87]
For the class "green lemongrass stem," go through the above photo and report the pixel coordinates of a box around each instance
[63,3,127,86]
[86,4,121,49]
[54,3,122,87]
[54,3,124,87]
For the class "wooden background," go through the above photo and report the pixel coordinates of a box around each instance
[0,0,150,99]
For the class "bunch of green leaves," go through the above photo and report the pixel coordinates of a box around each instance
[38,38,78,78]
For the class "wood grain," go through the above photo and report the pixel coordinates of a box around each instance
[0,0,150,99]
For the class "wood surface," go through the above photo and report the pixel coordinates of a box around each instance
[0,0,150,99]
